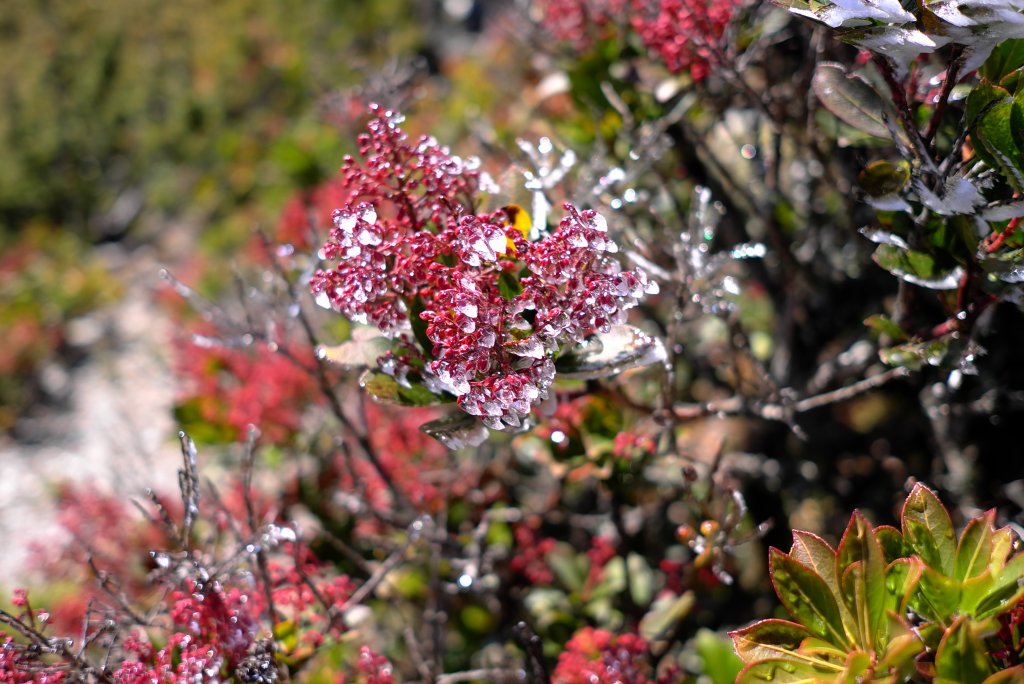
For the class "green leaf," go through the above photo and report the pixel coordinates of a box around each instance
[902,483,957,576]
[639,591,695,644]
[879,338,951,371]
[884,557,924,616]
[875,525,912,563]
[836,513,886,649]
[956,510,997,582]
[974,553,1024,619]
[841,650,871,682]
[876,612,925,673]
[695,628,744,684]
[972,89,1024,192]
[730,619,813,664]
[864,314,909,343]
[736,658,842,683]
[627,552,656,607]
[873,243,964,290]
[497,269,523,301]
[790,532,852,627]
[408,294,433,356]
[812,63,896,140]
[358,370,448,407]
[981,40,1024,84]
[555,324,666,380]
[960,570,997,617]
[419,412,488,450]
[913,565,961,623]
[770,549,851,648]
[547,542,589,593]
[934,617,997,684]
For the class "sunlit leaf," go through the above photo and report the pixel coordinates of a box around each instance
[770,549,851,648]
[955,510,997,582]
[934,616,996,684]
[730,619,813,664]
[736,658,842,683]
[902,483,956,576]
[836,513,886,650]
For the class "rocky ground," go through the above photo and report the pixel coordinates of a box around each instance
[0,248,182,584]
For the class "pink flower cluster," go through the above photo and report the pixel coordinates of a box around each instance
[535,0,742,81]
[312,107,657,430]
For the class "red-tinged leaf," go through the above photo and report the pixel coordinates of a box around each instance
[875,525,912,563]
[736,658,843,683]
[956,510,997,582]
[884,557,924,616]
[770,549,851,648]
[837,512,886,650]
[902,484,956,577]
[934,616,996,684]
[791,531,852,626]
[730,619,813,664]
[982,665,1024,683]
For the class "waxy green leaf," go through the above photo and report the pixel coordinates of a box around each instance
[875,524,912,563]
[934,617,996,684]
[836,512,886,649]
[955,510,997,582]
[770,549,851,648]
[730,619,813,664]
[902,483,956,576]
[980,39,1024,82]
[737,658,842,683]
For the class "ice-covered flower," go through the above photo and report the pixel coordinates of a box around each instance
[313,107,659,431]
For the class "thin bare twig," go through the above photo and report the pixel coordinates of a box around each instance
[672,366,910,423]
[242,426,280,629]
[177,431,200,549]
[0,609,116,684]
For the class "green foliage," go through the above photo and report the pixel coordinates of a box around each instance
[732,484,1024,683]
[0,0,421,239]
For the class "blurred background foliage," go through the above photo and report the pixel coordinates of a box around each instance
[0,0,474,429]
